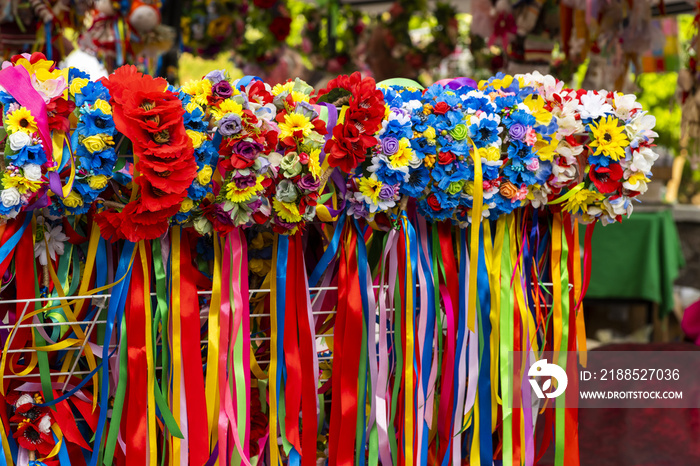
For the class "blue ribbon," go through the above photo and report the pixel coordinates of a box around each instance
[354,219,370,466]
[0,214,31,265]
[89,241,135,466]
[417,220,435,466]
[476,224,492,465]
[54,431,72,466]
[236,75,262,89]
[308,211,346,287]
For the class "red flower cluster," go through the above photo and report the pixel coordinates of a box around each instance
[6,392,56,456]
[96,66,197,242]
[314,72,385,173]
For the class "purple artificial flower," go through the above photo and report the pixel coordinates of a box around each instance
[212,80,234,99]
[205,70,227,84]
[379,184,398,200]
[214,203,234,225]
[298,173,321,191]
[247,198,263,211]
[233,172,258,189]
[234,140,263,161]
[382,137,400,156]
[218,113,242,136]
[509,123,527,141]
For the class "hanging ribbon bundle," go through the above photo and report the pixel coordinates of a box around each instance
[0,58,662,465]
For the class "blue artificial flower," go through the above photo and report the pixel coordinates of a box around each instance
[8,144,47,166]
[76,82,110,107]
[383,118,413,140]
[507,140,535,161]
[410,137,434,157]
[504,159,537,185]
[469,118,499,148]
[464,94,494,113]
[588,153,612,167]
[494,94,518,110]
[534,160,553,184]
[400,166,431,198]
[85,148,117,177]
[0,91,15,106]
[78,109,115,136]
[68,68,90,82]
[503,109,536,128]
[433,160,469,190]
[374,158,406,186]
[0,201,19,217]
[188,181,210,200]
[172,210,192,224]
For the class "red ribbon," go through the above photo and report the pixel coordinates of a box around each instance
[124,241,149,465]
[180,229,210,464]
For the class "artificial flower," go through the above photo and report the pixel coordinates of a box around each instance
[34,223,68,266]
[6,107,38,134]
[589,116,628,161]
[279,113,313,140]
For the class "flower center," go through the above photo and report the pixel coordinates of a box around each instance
[603,132,612,143]
[24,427,40,443]
[20,118,29,128]
[479,126,491,140]
[153,130,170,144]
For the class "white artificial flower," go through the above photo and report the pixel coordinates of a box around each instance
[22,163,42,181]
[1,187,21,207]
[630,146,659,173]
[33,223,68,266]
[613,93,642,121]
[626,111,658,143]
[577,91,613,120]
[603,196,633,218]
[15,394,33,408]
[37,414,52,434]
[8,131,31,151]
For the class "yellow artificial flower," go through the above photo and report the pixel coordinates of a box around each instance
[34,67,63,82]
[308,148,322,179]
[82,135,112,154]
[589,116,629,161]
[562,188,604,214]
[279,113,313,140]
[181,79,212,106]
[197,166,213,185]
[357,176,383,205]
[93,99,112,115]
[463,181,475,196]
[63,191,83,208]
[384,104,391,119]
[225,175,263,203]
[87,175,110,190]
[523,95,552,126]
[273,198,303,223]
[424,153,436,168]
[69,77,89,96]
[180,198,194,212]
[3,174,39,194]
[483,146,501,162]
[480,75,513,91]
[423,126,436,142]
[212,99,243,120]
[390,138,413,168]
[534,136,558,162]
[186,101,201,114]
[187,129,206,149]
[627,171,650,186]
[14,57,54,76]
[6,108,38,134]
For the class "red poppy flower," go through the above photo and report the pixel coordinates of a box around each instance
[14,420,55,455]
[589,163,623,194]
[325,123,375,172]
[11,52,53,69]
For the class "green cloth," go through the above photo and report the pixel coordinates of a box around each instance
[583,209,685,316]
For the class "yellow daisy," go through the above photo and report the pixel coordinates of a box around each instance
[308,148,322,179]
[389,138,413,168]
[563,188,604,214]
[279,113,313,140]
[212,99,244,120]
[6,108,38,134]
[3,174,39,194]
[273,198,303,223]
[589,116,629,161]
[358,176,383,205]
[180,79,212,106]
[225,175,264,203]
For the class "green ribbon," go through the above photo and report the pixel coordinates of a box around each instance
[103,315,128,466]
[500,219,514,466]
[377,78,425,90]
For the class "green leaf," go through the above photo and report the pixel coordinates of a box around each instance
[316,87,352,104]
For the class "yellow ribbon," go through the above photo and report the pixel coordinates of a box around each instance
[467,142,483,332]
[552,214,564,353]
[205,234,222,451]
[573,222,588,366]
[548,182,584,205]
[139,241,158,466]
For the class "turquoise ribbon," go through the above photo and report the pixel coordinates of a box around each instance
[477,224,492,464]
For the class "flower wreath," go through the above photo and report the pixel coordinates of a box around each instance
[95,66,197,242]
[266,78,327,235]
[347,84,417,221]
[0,54,74,222]
[313,72,385,174]
[52,71,118,216]
[473,74,558,222]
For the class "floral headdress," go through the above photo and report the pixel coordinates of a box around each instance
[95,66,197,242]
[0,53,73,222]
[265,78,327,235]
